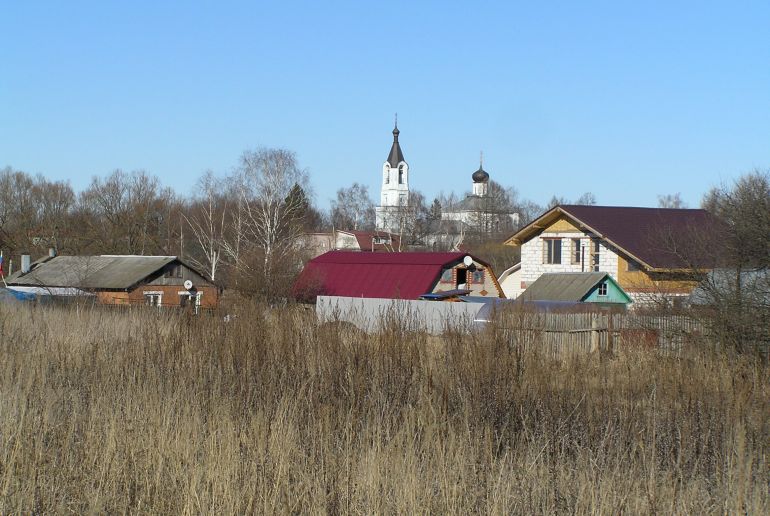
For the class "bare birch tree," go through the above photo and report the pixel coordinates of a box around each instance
[183,170,227,281]
[222,148,309,295]
[330,183,375,230]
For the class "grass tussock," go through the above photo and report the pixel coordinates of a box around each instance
[0,303,767,514]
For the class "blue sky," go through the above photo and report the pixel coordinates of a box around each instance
[2,1,769,209]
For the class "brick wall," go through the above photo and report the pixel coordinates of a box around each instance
[96,285,219,309]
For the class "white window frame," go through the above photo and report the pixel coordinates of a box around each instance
[571,238,582,264]
[178,291,203,314]
[143,291,163,307]
[590,240,601,272]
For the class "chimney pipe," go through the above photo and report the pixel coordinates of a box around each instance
[21,254,31,274]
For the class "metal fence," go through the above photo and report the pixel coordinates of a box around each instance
[317,296,484,334]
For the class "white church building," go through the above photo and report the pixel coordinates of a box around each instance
[373,121,519,241]
[440,157,520,232]
[375,122,411,234]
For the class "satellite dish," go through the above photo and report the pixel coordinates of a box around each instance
[463,255,473,267]
[184,280,193,290]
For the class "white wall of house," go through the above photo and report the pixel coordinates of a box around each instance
[334,232,360,250]
[498,265,522,299]
[441,209,520,228]
[519,232,619,297]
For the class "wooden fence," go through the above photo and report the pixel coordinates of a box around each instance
[496,312,706,356]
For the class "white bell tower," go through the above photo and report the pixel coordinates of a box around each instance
[376,116,410,232]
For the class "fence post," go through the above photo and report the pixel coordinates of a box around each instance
[591,315,600,352]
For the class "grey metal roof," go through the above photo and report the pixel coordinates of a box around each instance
[689,268,770,306]
[6,255,177,290]
[521,272,609,302]
[7,286,93,297]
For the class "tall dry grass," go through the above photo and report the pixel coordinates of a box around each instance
[0,302,767,514]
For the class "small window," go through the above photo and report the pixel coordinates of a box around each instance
[472,270,484,284]
[543,238,562,264]
[598,282,608,296]
[144,293,162,306]
[398,165,404,184]
[571,238,582,264]
[385,169,389,184]
[440,269,453,283]
[626,260,640,272]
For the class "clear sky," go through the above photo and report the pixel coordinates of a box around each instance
[2,1,768,210]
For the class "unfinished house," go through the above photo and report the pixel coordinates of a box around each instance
[503,205,714,305]
[6,254,218,311]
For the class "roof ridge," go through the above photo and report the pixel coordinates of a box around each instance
[561,204,707,212]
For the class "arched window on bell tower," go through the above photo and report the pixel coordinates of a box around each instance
[398,164,404,184]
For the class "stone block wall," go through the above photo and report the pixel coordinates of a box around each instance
[520,232,619,291]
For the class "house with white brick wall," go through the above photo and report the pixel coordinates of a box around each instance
[517,232,619,298]
[503,205,716,305]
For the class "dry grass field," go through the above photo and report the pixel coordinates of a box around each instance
[0,302,767,514]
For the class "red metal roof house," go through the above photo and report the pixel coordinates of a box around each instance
[292,251,505,302]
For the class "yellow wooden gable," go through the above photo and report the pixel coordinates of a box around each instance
[542,216,582,233]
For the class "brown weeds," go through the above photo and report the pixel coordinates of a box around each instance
[0,303,767,513]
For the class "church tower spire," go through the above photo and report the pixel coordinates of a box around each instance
[386,114,405,167]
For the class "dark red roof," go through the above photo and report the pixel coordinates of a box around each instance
[559,205,715,269]
[292,251,475,301]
